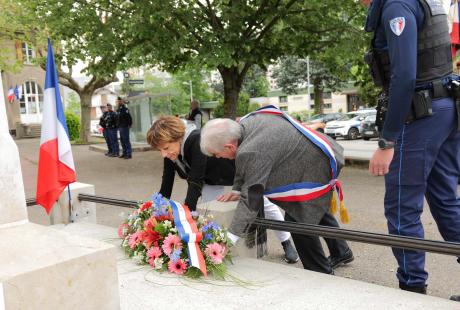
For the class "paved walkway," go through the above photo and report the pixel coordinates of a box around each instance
[16,138,460,300]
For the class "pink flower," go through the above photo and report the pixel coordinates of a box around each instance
[118,223,129,238]
[147,246,162,259]
[205,243,224,264]
[128,231,143,249]
[162,234,182,256]
[168,259,187,275]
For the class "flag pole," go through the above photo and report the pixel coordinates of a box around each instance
[67,184,74,223]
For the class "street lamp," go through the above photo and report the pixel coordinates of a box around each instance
[183,80,193,102]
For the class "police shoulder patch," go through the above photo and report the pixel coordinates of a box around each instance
[389,17,405,36]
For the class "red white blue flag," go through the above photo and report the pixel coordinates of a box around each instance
[7,87,14,103]
[36,39,76,214]
[169,200,207,276]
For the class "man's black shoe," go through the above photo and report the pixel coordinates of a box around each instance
[281,239,299,264]
[124,155,132,159]
[399,283,427,294]
[450,295,460,302]
[104,152,109,156]
[329,249,354,269]
[119,154,126,158]
[108,154,118,157]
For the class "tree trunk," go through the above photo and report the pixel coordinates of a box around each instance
[79,93,92,143]
[220,67,243,119]
[313,79,324,115]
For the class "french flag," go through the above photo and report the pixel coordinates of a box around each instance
[7,87,14,103]
[36,39,76,214]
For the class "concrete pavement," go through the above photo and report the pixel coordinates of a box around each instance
[16,137,460,301]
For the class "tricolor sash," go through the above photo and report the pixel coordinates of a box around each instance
[240,105,349,223]
[169,200,207,276]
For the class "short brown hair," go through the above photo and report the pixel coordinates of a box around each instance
[146,116,185,149]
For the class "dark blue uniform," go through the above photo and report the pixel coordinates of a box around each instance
[117,104,132,158]
[368,0,460,290]
[106,110,119,156]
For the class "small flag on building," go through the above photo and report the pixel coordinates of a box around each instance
[14,84,23,101]
[7,87,14,103]
[36,39,76,214]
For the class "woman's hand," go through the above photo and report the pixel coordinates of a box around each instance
[217,192,240,202]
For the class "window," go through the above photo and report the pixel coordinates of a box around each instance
[280,106,288,111]
[323,92,332,99]
[20,81,43,115]
[323,103,332,109]
[279,96,288,103]
[21,42,35,64]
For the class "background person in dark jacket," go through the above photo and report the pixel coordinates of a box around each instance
[186,100,202,129]
[117,97,133,159]
[106,103,119,157]
[99,105,112,156]
[146,116,299,263]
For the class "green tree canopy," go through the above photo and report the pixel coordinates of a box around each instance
[114,0,366,118]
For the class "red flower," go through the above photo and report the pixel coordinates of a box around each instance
[143,230,162,248]
[140,201,153,212]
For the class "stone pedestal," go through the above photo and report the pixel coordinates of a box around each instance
[197,200,257,258]
[51,182,97,224]
[0,223,119,310]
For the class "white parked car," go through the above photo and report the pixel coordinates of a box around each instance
[324,109,377,140]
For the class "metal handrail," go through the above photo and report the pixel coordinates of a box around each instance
[25,194,460,257]
[254,218,460,257]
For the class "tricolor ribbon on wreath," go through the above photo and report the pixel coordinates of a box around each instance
[240,105,349,224]
[169,200,208,276]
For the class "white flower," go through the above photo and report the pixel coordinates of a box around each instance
[163,220,172,229]
[153,257,164,270]
[170,227,178,234]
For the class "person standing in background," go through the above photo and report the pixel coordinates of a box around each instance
[187,100,203,129]
[99,105,112,156]
[106,103,119,157]
[117,97,133,159]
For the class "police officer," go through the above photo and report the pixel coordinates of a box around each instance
[364,0,460,299]
[106,103,119,157]
[116,97,132,159]
[99,105,112,156]
[186,99,203,129]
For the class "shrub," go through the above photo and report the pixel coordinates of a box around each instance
[65,111,80,141]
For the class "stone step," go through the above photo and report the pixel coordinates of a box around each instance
[57,222,460,310]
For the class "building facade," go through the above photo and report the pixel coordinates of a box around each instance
[1,39,47,137]
[249,87,356,115]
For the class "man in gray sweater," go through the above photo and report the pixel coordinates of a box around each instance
[200,110,353,274]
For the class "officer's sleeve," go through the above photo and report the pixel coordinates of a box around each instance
[184,138,207,210]
[159,158,175,199]
[381,3,418,141]
[229,150,273,237]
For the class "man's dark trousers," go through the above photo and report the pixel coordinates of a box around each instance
[108,128,119,155]
[103,129,112,154]
[384,97,460,287]
[119,126,132,156]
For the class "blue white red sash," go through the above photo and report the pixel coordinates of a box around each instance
[240,105,345,218]
[169,200,207,276]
